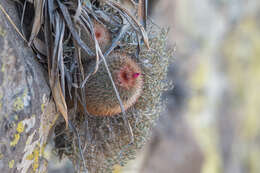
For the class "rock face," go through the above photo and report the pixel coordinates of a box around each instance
[0,1,58,172]
[141,115,204,173]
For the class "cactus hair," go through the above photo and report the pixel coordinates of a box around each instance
[81,19,112,56]
[84,51,143,116]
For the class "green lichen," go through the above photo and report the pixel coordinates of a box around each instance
[0,26,6,37]
[26,153,34,160]
[8,160,14,168]
[40,143,46,157]
[113,165,122,173]
[14,115,19,121]
[13,97,24,111]
[25,146,40,172]
[17,121,25,133]
[12,89,29,112]
[10,133,20,147]
[0,94,2,110]
[41,103,46,113]
[1,63,5,72]
[10,121,25,147]
[33,148,39,171]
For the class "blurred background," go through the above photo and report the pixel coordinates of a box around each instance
[48,0,260,172]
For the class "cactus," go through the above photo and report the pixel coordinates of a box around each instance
[84,51,143,116]
[54,26,173,172]
[81,19,112,56]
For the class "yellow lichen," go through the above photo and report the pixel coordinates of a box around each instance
[113,165,122,173]
[8,160,14,168]
[41,103,46,113]
[43,113,60,133]
[25,135,32,145]
[13,97,24,111]
[23,89,28,97]
[0,93,3,110]
[17,122,25,133]
[0,153,3,160]
[10,133,20,147]
[14,115,19,121]
[0,27,6,37]
[33,148,39,171]
[1,63,5,72]
[25,147,40,171]
[40,143,46,156]
[26,153,34,160]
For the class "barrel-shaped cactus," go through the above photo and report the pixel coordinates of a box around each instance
[84,52,143,116]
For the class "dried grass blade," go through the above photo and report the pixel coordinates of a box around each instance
[0,3,27,42]
[50,14,62,84]
[20,0,28,39]
[106,0,149,49]
[57,20,66,96]
[32,38,47,56]
[80,9,99,74]
[95,10,121,27]
[82,0,92,8]
[44,2,68,127]
[74,0,82,22]
[44,1,53,77]
[104,23,129,57]
[47,0,55,25]
[29,0,45,45]
[57,0,95,57]
[52,15,68,127]
[138,0,147,30]
[52,79,69,128]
